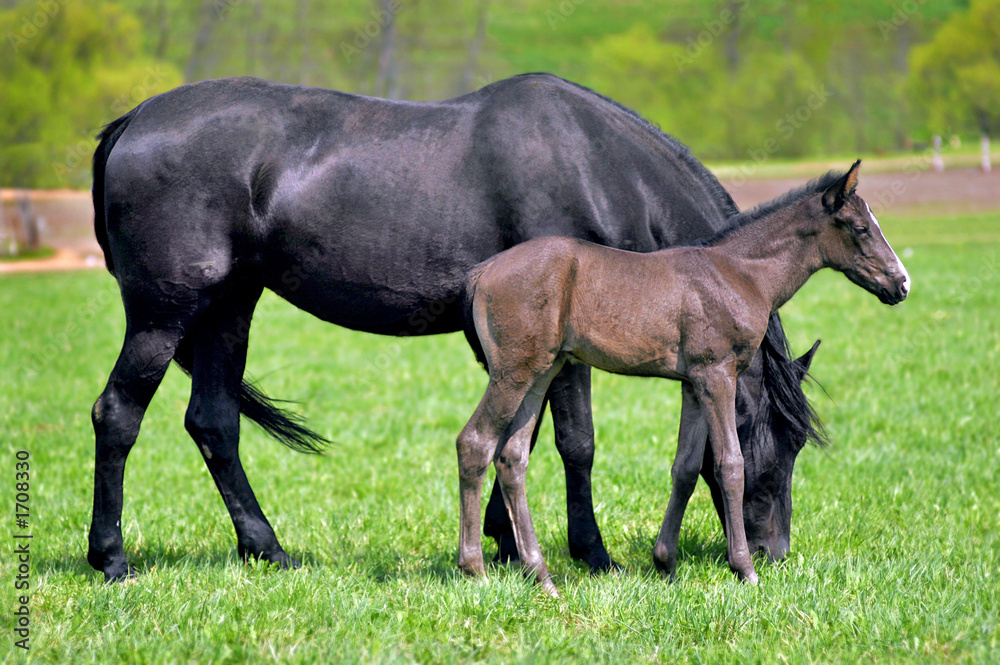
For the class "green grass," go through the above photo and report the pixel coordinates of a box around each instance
[0,246,55,262]
[1,212,998,664]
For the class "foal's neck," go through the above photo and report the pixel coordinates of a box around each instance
[708,202,822,311]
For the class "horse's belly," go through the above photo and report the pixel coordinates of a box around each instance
[266,267,464,336]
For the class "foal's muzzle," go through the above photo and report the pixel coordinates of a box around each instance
[879,270,909,305]
[856,268,909,306]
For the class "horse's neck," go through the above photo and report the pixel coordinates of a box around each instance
[711,206,822,311]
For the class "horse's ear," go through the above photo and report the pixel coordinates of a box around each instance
[822,159,861,212]
[794,339,821,381]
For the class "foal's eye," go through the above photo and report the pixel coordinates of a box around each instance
[852,225,869,236]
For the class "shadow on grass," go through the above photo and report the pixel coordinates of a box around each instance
[40,531,765,589]
[38,543,328,581]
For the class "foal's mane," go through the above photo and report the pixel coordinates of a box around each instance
[692,169,847,248]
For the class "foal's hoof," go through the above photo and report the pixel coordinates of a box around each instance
[263,552,300,570]
[540,578,560,598]
[569,544,620,575]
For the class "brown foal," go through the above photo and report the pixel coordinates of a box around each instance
[456,160,909,595]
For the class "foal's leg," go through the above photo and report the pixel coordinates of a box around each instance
[484,363,615,573]
[494,364,564,596]
[89,325,186,581]
[483,395,546,565]
[184,286,298,569]
[692,368,758,583]
[652,383,709,579]
[456,381,533,578]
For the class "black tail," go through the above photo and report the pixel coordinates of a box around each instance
[756,313,828,447]
[92,106,143,276]
[173,340,329,454]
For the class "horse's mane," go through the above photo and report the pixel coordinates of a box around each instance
[692,169,846,248]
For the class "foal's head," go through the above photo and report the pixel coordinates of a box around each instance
[811,160,910,305]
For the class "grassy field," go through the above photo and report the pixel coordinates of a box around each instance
[1,212,998,663]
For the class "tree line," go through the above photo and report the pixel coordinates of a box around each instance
[0,0,995,188]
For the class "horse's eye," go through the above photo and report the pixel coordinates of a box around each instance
[852,225,868,236]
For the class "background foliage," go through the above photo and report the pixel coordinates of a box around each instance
[1,0,997,188]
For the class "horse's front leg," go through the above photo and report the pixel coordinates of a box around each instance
[548,362,616,572]
[691,366,758,583]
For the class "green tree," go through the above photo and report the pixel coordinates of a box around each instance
[910,0,1000,138]
[0,2,181,188]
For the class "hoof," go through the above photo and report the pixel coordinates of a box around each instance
[491,534,520,565]
[732,565,759,585]
[589,557,624,576]
[103,562,139,584]
[261,552,300,570]
[653,556,677,582]
[570,542,619,575]
[540,578,560,598]
[241,544,300,570]
[459,563,487,578]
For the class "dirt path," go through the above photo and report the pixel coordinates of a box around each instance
[2,166,998,274]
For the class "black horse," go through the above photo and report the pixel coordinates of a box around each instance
[89,73,823,582]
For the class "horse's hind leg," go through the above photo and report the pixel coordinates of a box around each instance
[548,363,617,572]
[183,285,297,569]
[653,383,708,579]
[89,325,187,581]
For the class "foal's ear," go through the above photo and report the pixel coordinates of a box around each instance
[821,159,862,213]
[794,339,821,382]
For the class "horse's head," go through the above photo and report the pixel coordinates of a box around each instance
[729,337,821,562]
[815,160,910,305]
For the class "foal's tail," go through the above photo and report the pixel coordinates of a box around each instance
[173,340,330,454]
[461,260,492,370]
[93,106,144,277]
[757,313,828,447]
